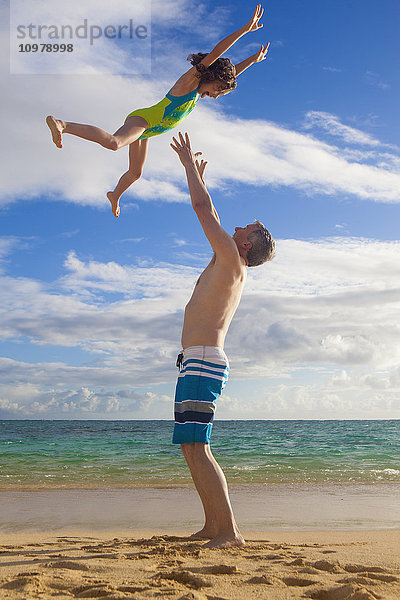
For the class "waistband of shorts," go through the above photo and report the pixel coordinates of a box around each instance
[181,345,229,363]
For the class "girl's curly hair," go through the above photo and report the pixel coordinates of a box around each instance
[187,53,237,91]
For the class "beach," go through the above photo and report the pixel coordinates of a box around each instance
[1,529,399,599]
[1,486,400,599]
[1,421,399,598]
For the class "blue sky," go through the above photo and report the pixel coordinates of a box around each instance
[1,0,400,420]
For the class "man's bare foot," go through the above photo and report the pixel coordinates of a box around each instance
[189,527,218,540]
[202,532,245,549]
[107,191,120,218]
[46,116,64,148]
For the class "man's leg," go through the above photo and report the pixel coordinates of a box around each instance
[181,442,245,548]
[181,443,218,539]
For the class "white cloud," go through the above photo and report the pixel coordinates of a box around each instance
[183,109,400,203]
[1,2,400,208]
[2,1,400,420]
[10,0,216,76]
[322,66,342,73]
[217,376,400,420]
[364,71,390,91]
[1,237,400,418]
[303,111,388,147]
[0,238,18,263]
[0,376,173,419]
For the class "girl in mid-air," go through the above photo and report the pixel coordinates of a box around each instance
[46,5,269,217]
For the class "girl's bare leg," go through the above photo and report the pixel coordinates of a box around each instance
[107,138,149,217]
[46,115,148,150]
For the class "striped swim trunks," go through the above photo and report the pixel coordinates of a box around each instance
[172,346,230,445]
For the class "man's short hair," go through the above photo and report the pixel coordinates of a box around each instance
[246,220,276,267]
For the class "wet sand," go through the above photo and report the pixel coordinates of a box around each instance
[1,484,399,532]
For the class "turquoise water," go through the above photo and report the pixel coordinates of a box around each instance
[0,420,399,489]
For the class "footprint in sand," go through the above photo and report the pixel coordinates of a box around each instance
[155,569,212,589]
[343,564,389,574]
[245,574,274,585]
[308,583,379,600]
[289,557,306,566]
[338,576,380,587]
[360,572,398,583]
[72,585,115,598]
[45,560,89,571]
[312,559,342,573]
[301,567,326,575]
[116,585,153,593]
[177,591,209,600]
[1,574,45,593]
[8,571,41,577]
[197,564,238,575]
[282,576,319,587]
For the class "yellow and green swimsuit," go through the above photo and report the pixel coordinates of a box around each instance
[125,87,200,140]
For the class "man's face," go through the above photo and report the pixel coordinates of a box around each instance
[232,223,260,244]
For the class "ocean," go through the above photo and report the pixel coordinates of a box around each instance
[1,420,399,489]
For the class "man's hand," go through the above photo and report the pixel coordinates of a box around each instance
[171,131,217,221]
[195,156,208,183]
[171,132,229,246]
[171,132,207,178]
[170,132,197,168]
[252,42,270,63]
[243,4,264,33]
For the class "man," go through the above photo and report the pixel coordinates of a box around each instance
[170,132,275,548]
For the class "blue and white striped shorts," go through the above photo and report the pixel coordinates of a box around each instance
[172,346,229,445]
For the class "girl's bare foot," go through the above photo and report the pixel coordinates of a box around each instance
[107,191,120,218]
[46,116,64,148]
[202,532,245,549]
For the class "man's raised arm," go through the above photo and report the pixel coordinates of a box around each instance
[170,133,238,259]
[171,132,220,223]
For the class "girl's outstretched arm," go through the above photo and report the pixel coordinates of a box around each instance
[199,4,264,69]
[235,42,270,76]
[170,5,264,95]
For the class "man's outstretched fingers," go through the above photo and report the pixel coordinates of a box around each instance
[171,136,183,153]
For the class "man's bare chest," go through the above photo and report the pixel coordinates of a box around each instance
[189,260,244,307]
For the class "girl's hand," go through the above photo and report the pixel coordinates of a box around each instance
[244,5,264,33]
[253,42,270,63]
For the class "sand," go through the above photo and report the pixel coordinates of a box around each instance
[0,529,399,599]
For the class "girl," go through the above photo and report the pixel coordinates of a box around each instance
[46,5,269,217]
